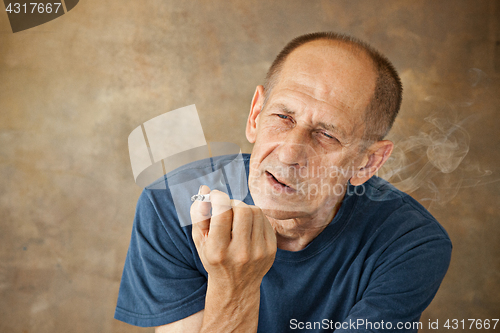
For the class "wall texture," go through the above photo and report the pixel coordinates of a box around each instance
[0,1,498,332]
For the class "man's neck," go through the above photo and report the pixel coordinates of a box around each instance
[268,196,344,252]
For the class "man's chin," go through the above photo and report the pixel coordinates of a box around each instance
[260,207,306,220]
[249,185,308,218]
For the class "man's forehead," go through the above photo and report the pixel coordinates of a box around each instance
[279,41,376,90]
[272,76,368,114]
[265,40,376,140]
[279,44,374,100]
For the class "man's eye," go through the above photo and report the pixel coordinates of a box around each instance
[277,114,289,120]
[321,132,340,143]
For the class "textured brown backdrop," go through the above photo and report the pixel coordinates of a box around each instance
[1,1,499,332]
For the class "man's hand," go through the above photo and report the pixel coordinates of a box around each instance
[190,185,277,332]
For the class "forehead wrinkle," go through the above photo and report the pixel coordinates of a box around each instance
[277,43,376,112]
[288,71,351,105]
[280,72,359,115]
[277,87,350,113]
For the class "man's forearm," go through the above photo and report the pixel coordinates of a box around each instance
[191,188,276,333]
[200,279,261,333]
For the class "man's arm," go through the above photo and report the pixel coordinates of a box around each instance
[170,186,275,333]
[155,310,204,333]
[335,225,452,332]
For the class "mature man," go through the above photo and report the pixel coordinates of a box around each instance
[115,32,452,332]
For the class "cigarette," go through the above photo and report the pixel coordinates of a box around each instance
[191,194,211,202]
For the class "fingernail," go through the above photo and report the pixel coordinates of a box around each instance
[198,185,203,194]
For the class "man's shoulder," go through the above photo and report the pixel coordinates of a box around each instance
[361,176,433,218]
[354,176,450,240]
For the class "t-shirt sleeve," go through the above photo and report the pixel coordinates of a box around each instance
[336,209,452,333]
[114,189,207,327]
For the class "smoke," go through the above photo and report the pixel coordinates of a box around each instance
[379,94,494,208]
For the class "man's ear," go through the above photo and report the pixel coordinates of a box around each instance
[246,85,265,144]
[350,140,394,186]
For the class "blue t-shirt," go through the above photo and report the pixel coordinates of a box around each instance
[115,154,452,332]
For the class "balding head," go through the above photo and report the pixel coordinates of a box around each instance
[263,32,402,142]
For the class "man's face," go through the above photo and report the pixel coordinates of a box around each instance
[246,41,377,221]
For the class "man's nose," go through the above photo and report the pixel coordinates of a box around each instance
[277,128,313,167]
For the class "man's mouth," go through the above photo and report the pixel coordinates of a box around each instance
[265,171,295,192]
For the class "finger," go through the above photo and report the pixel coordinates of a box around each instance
[261,211,277,248]
[207,190,233,248]
[196,185,212,218]
[231,200,253,245]
[250,206,264,245]
[191,185,212,246]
